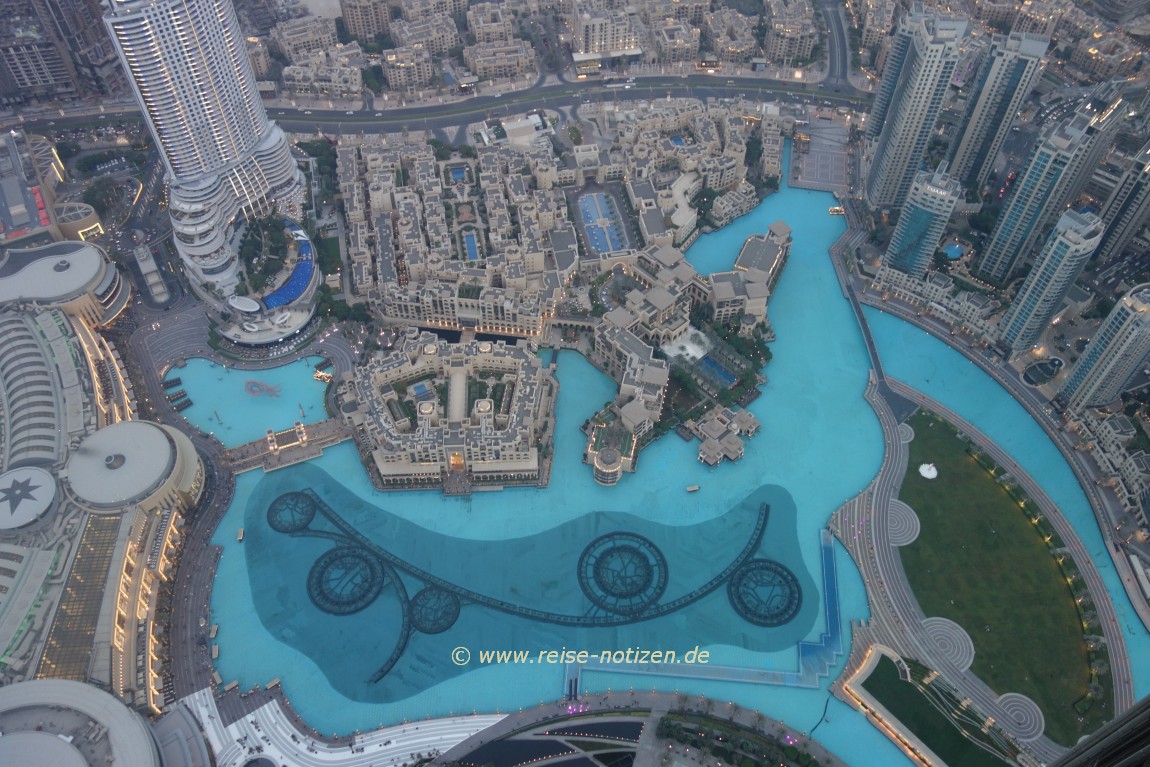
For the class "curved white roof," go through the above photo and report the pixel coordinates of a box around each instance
[228,294,261,313]
[66,421,175,509]
[0,466,55,529]
[0,241,108,305]
[0,731,88,767]
[0,679,160,767]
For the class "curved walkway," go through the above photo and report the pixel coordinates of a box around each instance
[828,378,1063,762]
[862,288,1150,640]
[119,294,358,725]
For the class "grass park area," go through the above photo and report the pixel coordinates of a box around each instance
[898,411,1105,745]
[860,656,1010,767]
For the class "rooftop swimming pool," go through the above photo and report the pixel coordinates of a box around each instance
[187,147,1150,764]
[943,242,964,260]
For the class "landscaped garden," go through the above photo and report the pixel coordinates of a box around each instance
[860,656,1011,767]
[897,411,1110,745]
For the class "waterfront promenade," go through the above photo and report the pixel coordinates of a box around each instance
[819,213,1136,763]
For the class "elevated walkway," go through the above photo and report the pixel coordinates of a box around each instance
[221,418,352,473]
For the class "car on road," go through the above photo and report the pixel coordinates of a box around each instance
[345,110,353,115]
[374,113,382,117]
[304,110,312,114]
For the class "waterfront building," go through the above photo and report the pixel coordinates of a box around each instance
[974,87,1123,285]
[880,166,961,279]
[949,32,1048,190]
[105,0,302,289]
[864,8,966,210]
[339,330,555,491]
[1062,283,1150,411]
[998,209,1104,354]
[1095,138,1150,265]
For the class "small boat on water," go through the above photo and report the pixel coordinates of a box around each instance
[686,485,701,493]
[237,528,245,542]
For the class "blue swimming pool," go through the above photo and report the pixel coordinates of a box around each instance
[264,220,316,309]
[450,166,466,182]
[699,355,737,388]
[671,135,685,147]
[943,242,963,260]
[464,232,480,261]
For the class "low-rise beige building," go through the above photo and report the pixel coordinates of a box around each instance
[383,46,437,91]
[465,41,537,81]
[270,16,338,63]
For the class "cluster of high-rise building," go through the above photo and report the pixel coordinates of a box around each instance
[864,1,1150,416]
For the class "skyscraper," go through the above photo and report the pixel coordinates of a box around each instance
[998,209,1103,354]
[864,7,965,210]
[882,165,961,279]
[949,32,1048,190]
[106,0,301,288]
[1094,138,1150,266]
[1061,283,1150,411]
[974,87,1123,285]
[1051,691,1150,767]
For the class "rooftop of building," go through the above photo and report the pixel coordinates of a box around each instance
[65,421,177,510]
[0,241,112,306]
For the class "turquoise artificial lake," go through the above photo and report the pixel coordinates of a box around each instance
[183,149,1150,766]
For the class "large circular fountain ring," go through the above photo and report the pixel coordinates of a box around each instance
[410,587,461,634]
[267,491,318,533]
[307,547,385,615]
[727,559,802,627]
[578,532,668,615]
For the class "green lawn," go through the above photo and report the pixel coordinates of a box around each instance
[898,411,1103,745]
[862,656,1010,767]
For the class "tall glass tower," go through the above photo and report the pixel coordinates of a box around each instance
[949,32,1048,190]
[1061,283,1150,411]
[864,7,965,210]
[882,165,961,279]
[998,209,1103,354]
[105,0,301,289]
[974,87,1123,286]
[1094,138,1150,266]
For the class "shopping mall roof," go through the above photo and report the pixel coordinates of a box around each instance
[0,466,55,529]
[65,421,175,510]
[0,679,160,767]
[0,241,109,305]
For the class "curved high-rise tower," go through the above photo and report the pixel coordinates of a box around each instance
[105,0,301,288]
[1061,283,1150,411]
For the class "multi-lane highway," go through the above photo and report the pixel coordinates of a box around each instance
[13,74,870,141]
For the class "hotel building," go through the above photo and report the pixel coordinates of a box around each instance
[105,0,301,289]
